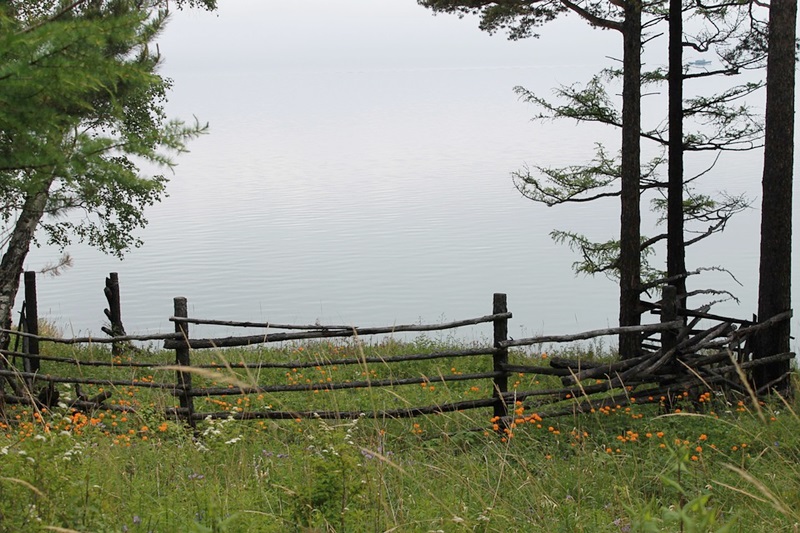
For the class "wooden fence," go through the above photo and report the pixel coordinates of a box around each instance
[0,272,794,430]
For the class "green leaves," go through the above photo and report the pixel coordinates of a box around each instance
[549,230,661,281]
[513,143,621,206]
[515,77,621,126]
[418,0,567,40]
[0,0,208,258]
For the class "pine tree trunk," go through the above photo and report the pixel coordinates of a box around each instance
[0,183,52,350]
[754,0,796,394]
[618,0,643,358]
[667,0,687,307]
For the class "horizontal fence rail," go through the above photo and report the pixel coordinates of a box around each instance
[177,398,501,421]
[184,371,504,397]
[168,317,356,330]
[163,313,512,350]
[500,321,685,348]
[0,368,184,391]
[0,328,181,344]
[2,346,499,370]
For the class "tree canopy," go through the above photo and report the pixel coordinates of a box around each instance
[0,0,215,342]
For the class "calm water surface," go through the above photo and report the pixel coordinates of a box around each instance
[21,3,799,345]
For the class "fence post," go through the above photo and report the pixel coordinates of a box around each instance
[492,293,509,426]
[23,271,39,376]
[173,297,195,428]
[103,273,126,356]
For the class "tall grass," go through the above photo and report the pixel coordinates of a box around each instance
[0,337,797,532]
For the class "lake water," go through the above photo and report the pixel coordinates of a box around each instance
[21,1,799,346]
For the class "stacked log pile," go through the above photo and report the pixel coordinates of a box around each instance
[497,309,794,422]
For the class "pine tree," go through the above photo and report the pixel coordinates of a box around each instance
[754,0,796,395]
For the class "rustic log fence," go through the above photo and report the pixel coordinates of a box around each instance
[0,272,794,431]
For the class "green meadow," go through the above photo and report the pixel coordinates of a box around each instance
[0,337,798,532]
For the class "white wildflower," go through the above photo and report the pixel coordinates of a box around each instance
[63,442,85,461]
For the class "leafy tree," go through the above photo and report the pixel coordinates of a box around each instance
[754,0,795,394]
[0,0,215,347]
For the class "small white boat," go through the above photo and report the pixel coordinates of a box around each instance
[689,59,712,66]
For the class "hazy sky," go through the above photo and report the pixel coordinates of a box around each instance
[159,0,621,73]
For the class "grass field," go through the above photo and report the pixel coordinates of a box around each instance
[0,337,798,532]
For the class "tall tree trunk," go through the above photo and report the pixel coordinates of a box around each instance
[618,0,643,358]
[667,0,686,307]
[0,184,52,350]
[754,0,796,394]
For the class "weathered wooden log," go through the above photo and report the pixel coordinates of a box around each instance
[0,349,168,368]
[691,369,747,394]
[164,313,513,350]
[730,310,793,338]
[182,397,500,421]
[499,380,648,403]
[756,371,794,395]
[103,272,132,357]
[548,357,607,370]
[621,316,728,381]
[500,363,572,376]
[503,352,796,423]
[561,352,653,385]
[169,316,353,330]
[186,371,502,397]
[2,346,498,370]
[645,301,756,326]
[680,321,736,353]
[197,346,498,369]
[2,390,117,412]
[0,369,184,390]
[500,320,683,348]
[23,272,39,375]
[712,351,794,375]
[698,313,793,371]
[508,353,794,416]
[173,297,194,427]
[567,315,708,384]
[662,352,795,395]
[492,294,510,423]
[0,328,181,344]
[192,346,498,370]
[678,351,730,368]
